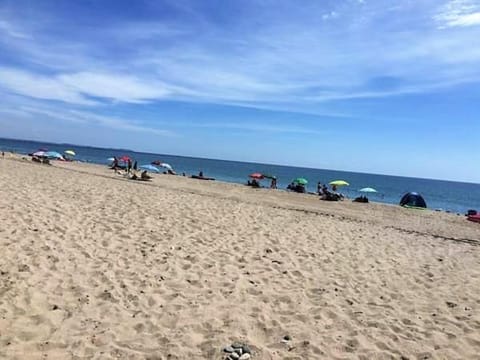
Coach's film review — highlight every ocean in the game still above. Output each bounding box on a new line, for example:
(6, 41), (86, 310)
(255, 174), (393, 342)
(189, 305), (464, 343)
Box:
(1, 137), (479, 214)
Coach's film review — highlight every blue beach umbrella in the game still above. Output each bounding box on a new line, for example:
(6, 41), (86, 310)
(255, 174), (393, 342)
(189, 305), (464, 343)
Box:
(45, 151), (63, 159)
(140, 164), (160, 173)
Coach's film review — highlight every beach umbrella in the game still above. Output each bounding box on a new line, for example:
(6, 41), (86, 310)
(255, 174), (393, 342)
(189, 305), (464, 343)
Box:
(159, 163), (172, 170)
(120, 155), (131, 162)
(249, 173), (264, 180)
(359, 187), (377, 193)
(140, 164), (160, 173)
(107, 157), (115, 162)
(45, 151), (63, 159)
(329, 180), (349, 186)
(262, 173), (277, 179)
(33, 151), (46, 157)
(293, 177), (308, 185)
(65, 150), (76, 156)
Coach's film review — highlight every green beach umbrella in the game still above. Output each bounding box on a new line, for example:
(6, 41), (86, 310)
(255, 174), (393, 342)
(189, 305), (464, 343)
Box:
(293, 177), (308, 185)
(65, 150), (76, 156)
(359, 187), (377, 193)
(329, 180), (349, 186)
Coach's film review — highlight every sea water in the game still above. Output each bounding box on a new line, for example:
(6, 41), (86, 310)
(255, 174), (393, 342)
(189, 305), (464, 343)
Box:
(1, 137), (479, 214)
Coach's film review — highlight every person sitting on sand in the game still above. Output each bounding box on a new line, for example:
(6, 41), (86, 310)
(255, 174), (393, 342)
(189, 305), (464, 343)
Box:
(251, 179), (260, 188)
(296, 184), (306, 193)
(322, 184), (328, 194)
(141, 170), (152, 180)
(199, 170), (204, 177)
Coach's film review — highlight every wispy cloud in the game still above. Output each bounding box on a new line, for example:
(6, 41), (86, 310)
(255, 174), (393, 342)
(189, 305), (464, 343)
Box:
(181, 122), (327, 136)
(1, 1), (480, 109)
(1, 102), (175, 137)
(0, 67), (171, 104)
(435, 0), (480, 28)
(0, 19), (30, 39)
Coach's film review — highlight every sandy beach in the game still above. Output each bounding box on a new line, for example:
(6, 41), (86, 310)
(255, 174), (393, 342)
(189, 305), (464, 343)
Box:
(1, 155), (479, 359)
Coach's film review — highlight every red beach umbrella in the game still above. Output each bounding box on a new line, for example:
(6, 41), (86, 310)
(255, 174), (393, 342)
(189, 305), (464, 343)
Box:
(249, 173), (264, 180)
(120, 155), (131, 162)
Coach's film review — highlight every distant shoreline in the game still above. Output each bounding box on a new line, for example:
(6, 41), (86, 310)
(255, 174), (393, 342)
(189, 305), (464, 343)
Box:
(1, 136), (478, 185)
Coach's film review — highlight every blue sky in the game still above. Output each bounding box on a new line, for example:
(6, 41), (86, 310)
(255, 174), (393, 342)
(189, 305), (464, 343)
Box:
(1, 0), (480, 182)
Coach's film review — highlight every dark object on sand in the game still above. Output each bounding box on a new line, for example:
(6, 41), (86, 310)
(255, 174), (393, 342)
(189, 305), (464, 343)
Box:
(191, 175), (215, 181)
(287, 183), (306, 193)
(466, 209), (477, 216)
(353, 196), (369, 203)
(321, 192), (342, 201)
(247, 179), (261, 188)
(400, 192), (427, 208)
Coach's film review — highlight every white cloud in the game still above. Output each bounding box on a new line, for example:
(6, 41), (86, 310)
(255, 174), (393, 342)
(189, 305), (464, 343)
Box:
(1, 0), (480, 112)
(0, 68), (96, 105)
(322, 11), (338, 20)
(0, 19), (30, 39)
(0, 67), (171, 104)
(13, 105), (175, 137)
(447, 11), (480, 26)
(188, 122), (326, 135)
(435, 0), (480, 28)
(59, 72), (170, 103)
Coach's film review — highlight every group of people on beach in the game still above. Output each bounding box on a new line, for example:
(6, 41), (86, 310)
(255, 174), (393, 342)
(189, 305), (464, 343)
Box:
(109, 157), (152, 181)
(317, 181), (344, 201)
(247, 178), (277, 189)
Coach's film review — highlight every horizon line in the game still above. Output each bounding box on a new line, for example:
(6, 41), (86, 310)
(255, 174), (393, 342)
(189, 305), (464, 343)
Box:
(0, 136), (479, 186)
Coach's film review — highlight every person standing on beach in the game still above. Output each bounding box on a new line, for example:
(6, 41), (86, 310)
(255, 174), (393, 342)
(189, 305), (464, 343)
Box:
(1, 151), (4, 158)
(270, 178), (277, 189)
(127, 159), (132, 174)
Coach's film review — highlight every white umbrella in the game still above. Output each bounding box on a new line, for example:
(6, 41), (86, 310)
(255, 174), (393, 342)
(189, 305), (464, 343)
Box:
(140, 164), (160, 173)
(160, 163), (172, 170)
(359, 187), (377, 193)
(33, 151), (46, 157)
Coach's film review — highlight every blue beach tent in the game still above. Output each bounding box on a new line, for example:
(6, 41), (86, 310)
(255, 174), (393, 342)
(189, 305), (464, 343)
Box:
(399, 192), (427, 208)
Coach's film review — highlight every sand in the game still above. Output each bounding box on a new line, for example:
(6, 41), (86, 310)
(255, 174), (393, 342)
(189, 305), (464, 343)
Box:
(0, 155), (479, 359)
